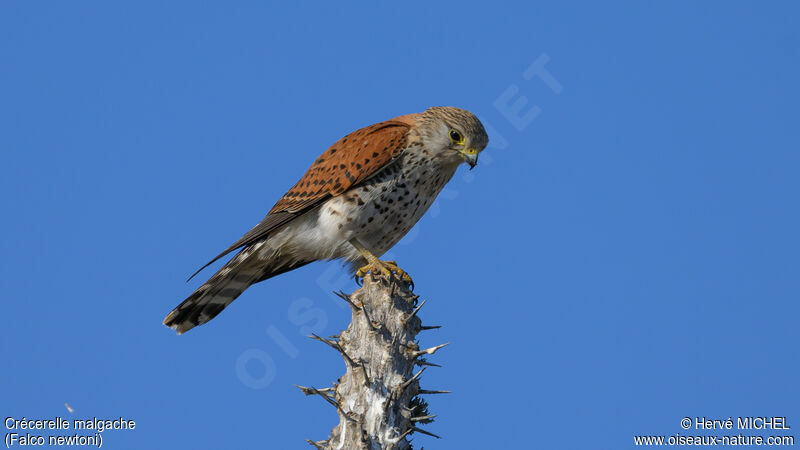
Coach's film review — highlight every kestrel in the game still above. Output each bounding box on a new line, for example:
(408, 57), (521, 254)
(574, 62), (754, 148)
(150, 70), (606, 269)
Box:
(164, 106), (489, 334)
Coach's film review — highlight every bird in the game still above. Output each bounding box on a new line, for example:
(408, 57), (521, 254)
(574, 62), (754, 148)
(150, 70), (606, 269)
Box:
(163, 106), (489, 334)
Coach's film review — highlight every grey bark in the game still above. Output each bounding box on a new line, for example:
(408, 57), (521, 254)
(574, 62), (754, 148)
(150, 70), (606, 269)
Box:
(298, 274), (448, 449)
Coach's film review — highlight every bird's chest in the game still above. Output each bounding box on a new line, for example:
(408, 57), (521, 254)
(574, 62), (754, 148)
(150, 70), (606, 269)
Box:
(322, 152), (457, 253)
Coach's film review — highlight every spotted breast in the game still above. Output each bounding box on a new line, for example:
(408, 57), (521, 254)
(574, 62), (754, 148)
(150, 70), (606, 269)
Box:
(318, 141), (461, 260)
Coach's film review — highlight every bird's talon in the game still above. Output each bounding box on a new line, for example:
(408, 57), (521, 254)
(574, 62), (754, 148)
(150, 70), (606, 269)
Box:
(354, 260), (414, 288)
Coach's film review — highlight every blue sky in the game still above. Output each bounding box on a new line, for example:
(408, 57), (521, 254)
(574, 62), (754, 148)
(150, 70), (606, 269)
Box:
(1, 1), (798, 449)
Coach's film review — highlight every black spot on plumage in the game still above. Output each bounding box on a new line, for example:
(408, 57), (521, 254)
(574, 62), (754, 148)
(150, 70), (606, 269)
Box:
(357, 197), (365, 206)
(372, 152), (379, 157)
(330, 148), (337, 154)
(339, 164), (346, 169)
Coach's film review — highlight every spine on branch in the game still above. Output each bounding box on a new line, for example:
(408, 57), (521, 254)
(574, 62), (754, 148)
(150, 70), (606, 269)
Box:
(298, 274), (448, 449)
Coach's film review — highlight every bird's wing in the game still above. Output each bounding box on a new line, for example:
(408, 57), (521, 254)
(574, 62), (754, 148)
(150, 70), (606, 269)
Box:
(187, 117), (415, 281)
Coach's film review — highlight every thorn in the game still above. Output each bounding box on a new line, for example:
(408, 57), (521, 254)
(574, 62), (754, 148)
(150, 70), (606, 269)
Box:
(418, 389), (451, 395)
(416, 359), (442, 368)
(337, 343), (358, 368)
(340, 348), (358, 369)
(309, 334), (364, 383)
(412, 427), (441, 439)
(334, 290), (360, 311)
(403, 299), (426, 325)
(295, 385), (334, 397)
(400, 367), (426, 390)
(306, 439), (327, 449)
(358, 360), (372, 387)
(310, 334), (368, 385)
(413, 342), (450, 357)
(420, 325), (441, 331)
(410, 414), (437, 422)
(361, 304), (377, 331)
(310, 333), (339, 351)
(383, 390), (395, 413)
(396, 427), (414, 442)
(306, 387), (337, 406)
(304, 385), (355, 422)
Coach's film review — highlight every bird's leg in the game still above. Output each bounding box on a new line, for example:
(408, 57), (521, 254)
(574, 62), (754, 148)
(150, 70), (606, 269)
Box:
(349, 239), (413, 287)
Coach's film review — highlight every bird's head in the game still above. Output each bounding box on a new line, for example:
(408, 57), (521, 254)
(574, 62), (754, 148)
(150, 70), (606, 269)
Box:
(417, 106), (489, 169)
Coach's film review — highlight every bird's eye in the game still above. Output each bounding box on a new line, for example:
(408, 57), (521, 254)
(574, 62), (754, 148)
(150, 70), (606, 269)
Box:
(449, 129), (464, 144)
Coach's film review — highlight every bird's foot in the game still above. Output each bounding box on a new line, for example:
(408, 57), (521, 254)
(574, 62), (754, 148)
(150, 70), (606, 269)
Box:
(355, 260), (414, 289)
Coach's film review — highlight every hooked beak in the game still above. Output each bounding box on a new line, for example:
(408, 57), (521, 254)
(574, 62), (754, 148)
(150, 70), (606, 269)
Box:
(460, 148), (478, 170)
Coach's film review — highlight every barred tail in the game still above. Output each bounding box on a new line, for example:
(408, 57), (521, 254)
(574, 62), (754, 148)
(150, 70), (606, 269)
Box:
(164, 241), (314, 335)
(164, 243), (267, 335)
